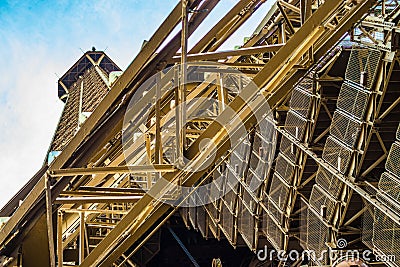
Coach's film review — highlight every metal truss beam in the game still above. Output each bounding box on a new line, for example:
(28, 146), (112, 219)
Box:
(79, 1), (375, 265)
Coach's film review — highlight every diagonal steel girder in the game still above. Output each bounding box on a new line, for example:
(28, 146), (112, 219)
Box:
(79, 0), (376, 265)
(0, 0), (215, 254)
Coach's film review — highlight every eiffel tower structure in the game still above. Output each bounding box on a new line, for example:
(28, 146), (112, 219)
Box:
(1, 1), (400, 267)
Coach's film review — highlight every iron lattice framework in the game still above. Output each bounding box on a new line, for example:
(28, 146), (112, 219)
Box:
(1, 0), (400, 266)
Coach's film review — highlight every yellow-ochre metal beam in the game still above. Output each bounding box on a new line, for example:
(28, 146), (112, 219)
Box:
(49, 164), (176, 177)
(80, 1), (376, 265)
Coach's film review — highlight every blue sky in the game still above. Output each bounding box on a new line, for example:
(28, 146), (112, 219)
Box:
(0, 0), (273, 207)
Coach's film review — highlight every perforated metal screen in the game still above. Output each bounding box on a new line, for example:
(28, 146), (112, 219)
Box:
(330, 110), (362, 148)
(337, 82), (370, 119)
(315, 166), (344, 198)
(345, 48), (381, 89)
(322, 136), (353, 174)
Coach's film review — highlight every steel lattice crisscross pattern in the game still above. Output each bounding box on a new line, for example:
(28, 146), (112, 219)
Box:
(372, 208), (400, 267)
(309, 185), (337, 223)
(279, 135), (300, 162)
(337, 82), (370, 119)
(264, 212), (285, 251)
(220, 202), (235, 245)
(315, 166), (344, 198)
(306, 208), (330, 266)
(284, 110), (308, 141)
(385, 141), (400, 178)
(274, 153), (296, 184)
(322, 136), (353, 174)
(269, 173), (291, 211)
(345, 48), (381, 89)
(237, 202), (256, 250)
(329, 110), (362, 148)
(290, 87), (314, 118)
(378, 172), (400, 204)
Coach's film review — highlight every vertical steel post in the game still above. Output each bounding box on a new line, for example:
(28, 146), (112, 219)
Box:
(79, 211), (85, 264)
(45, 174), (56, 267)
(177, 0), (188, 167)
(57, 211), (63, 267)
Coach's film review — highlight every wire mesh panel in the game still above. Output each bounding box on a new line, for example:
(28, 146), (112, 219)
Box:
(378, 172), (400, 203)
(279, 135), (301, 162)
(197, 206), (208, 238)
(345, 48), (368, 86)
(205, 200), (220, 239)
(345, 48), (381, 90)
(315, 166), (343, 198)
(263, 213), (285, 251)
(361, 203), (375, 250)
(226, 165), (241, 190)
(290, 87), (314, 118)
(267, 198), (285, 224)
(220, 202), (236, 246)
(297, 75), (314, 93)
(269, 173), (291, 211)
(322, 136), (353, 174)
(309, 185), (337, 223)
(372, 209), (400, 267)
(337, 82), (370, 119)
(274, 153), (296, 184)
(329, 110), (362, 148)
(284, 110), (308, 141)
(364, 49), (381, 89)
(306, 208), (330, 266)
(223, 186), (238, 212)
(237, 202), (257, 250)
(241, 186), (258, 213)
(385, 141), (400, 178)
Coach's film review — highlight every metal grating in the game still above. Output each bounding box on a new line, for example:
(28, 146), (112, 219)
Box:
(220, 202), (236, 245)
(345, 48), (381, 89)
(372, 209), (400, 267)
(309, 185), (337, 223)
(361, 203), (375, 250)
(223, 186), (238, 212)
(329, 110), (362, 148)
(279, 135), (300, 162)
(306, 208), (330, 266)
(337, 82), (370, 119)
(197, 206), (208, 238)
(284, 110), (308, 141)
(315, 166), (344, 198)
(237, 202), (256, 250)
(269, 173), (291, 211)
(385, 141), (400, 178)
(264, 214), (285, 251)
(267, 198), (285, 223)
(378, 172), (400, 203)
(345, 48), (368, 86)
(226, 166), (240, 190)
(205, 201), (219, 225)
(206, 202), (220, 239)
(289, 87), (314, 118)
(274, 153), (296, 184)
(322, 136), (353, 174)
(241, 185), (258, 213)
(297, 75), (314, 93)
